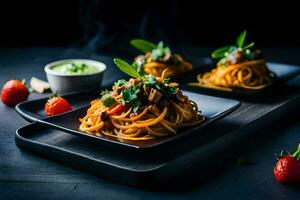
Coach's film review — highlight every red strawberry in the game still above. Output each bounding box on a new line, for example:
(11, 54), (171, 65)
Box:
(274, 144), (300, 183)
(1, 79), (29, 106)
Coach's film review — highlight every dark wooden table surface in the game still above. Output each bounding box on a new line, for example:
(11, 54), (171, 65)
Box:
(1, 47), (300, 200)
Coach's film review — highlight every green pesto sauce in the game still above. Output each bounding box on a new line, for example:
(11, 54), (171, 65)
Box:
(52, 62), (99, 75)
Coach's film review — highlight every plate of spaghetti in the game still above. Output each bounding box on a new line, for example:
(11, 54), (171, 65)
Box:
(189, 31), (276, 92)
(130, 39), (193, 78)
(39, 58), (240, 149)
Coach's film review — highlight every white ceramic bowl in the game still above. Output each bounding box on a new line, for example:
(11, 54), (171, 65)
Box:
(45, 59), (106, 94)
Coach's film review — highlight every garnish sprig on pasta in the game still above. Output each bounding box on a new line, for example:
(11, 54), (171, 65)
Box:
(129, 39), (193, 78)
(211, 30), (263, 66)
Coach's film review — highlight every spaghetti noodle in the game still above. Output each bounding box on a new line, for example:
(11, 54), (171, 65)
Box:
(140, 52), (193, 78)
(79, 70), (203, 141)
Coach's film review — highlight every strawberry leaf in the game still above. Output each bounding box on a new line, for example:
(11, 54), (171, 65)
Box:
(292, 143), (300, 160)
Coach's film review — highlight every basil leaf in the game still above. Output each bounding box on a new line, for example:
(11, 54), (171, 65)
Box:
(132, 62), (138, 71)
(236, 30), (247, 48)
(114, 58), (141, 79)
(243, 42), (255, 50)
(211, 46), (233, 59)
(130, 39), (157, 53)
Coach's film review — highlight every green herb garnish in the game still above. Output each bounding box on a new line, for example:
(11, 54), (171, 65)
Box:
(130, 39), (157, 53)
(162, 78), (170, 86)
(211, 46), (235, 59)
(236, 30), (247, 48)
(132, 99), (141, 113)
(144, 75), (156, 86)
(150, 41), (171, 60)
(122, 85), (140, 103)
(102, 97), (115, 107)
(211, 30), (255, 59)
(114, 79), (126, 87)
(130, 39), (172, 61)
(100, 89), (110, 96)
(132, 62), (145, 77)
(69, 63), (87, 72)
(114, 58), (143, 79)
(100, 90), (116, 107)
(122, 84), (142, 112)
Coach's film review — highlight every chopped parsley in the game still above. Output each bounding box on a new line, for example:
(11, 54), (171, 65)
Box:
(102, 97), (115, 107)
(132, 99), (141, 113)
(114, 79), (126, 87)
(100, 89), (115, 107)
(122, 85), (140, 103)
(150, 41), (171, 61)
(144, 75), (156, 86)
(100, 89), (109, 96)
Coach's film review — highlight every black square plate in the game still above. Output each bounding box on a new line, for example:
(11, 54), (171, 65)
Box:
(33, 91), (240, 149)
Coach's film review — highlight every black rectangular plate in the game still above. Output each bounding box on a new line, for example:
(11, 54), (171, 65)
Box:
(30, 91), (240, 150)
(183, 62), (300, 96)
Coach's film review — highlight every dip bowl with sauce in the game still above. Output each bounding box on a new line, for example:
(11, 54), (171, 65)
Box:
(45, 59), (106, 94)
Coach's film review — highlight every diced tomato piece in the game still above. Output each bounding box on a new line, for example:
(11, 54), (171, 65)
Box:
(107, 104), (125, 115)
(45, 97), (72, 116)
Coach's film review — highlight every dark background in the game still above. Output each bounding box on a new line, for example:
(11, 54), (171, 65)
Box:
(0, 0), (299, 52)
